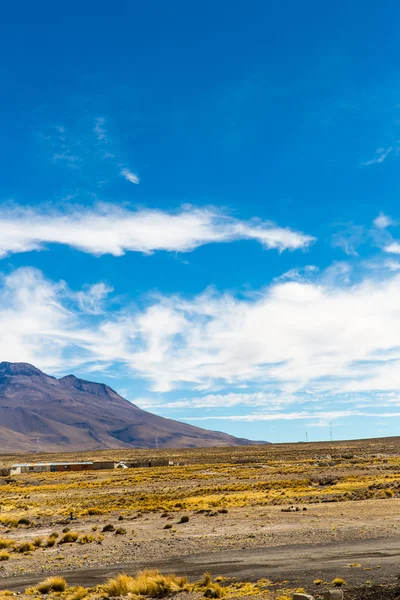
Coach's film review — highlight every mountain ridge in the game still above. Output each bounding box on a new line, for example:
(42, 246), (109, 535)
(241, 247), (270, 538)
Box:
(0, 362), (264, 452)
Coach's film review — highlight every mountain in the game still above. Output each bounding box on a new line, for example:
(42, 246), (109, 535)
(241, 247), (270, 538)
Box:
(0, 362), (262, 452)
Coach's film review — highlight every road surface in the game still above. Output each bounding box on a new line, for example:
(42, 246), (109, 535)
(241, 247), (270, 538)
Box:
(2, 536), (400, 591)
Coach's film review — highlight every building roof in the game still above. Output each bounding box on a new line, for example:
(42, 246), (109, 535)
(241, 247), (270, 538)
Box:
(12, 462), (93, 467)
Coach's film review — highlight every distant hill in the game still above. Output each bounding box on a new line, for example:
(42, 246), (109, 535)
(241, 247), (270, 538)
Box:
(0, 362), (263, 452)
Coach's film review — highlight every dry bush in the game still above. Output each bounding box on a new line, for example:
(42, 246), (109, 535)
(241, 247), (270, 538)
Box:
(115, 527), (127, 535)
(37, 576), (67, 593)
(46, 537), (56, 547)
(179, 515), (189, 523)
(0, 538), (15, 550)
(103, 570), (189, 597)
(86, 507), (103, 515)
(0, 550), (10, 561)
(69, 586), (87, 600)
(33, 536), (43, 547)
(59, 531), (79, 543)
(102, 523), (115, 532)
(16, 542), (35, 553)
(79, 534), (95, 544)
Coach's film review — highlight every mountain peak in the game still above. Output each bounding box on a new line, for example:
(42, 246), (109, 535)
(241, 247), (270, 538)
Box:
(0, 362), (46, 377)
(0, 361), (263, 451)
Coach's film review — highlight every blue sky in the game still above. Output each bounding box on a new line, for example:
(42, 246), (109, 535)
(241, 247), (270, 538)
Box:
(2, 1), (400, 443)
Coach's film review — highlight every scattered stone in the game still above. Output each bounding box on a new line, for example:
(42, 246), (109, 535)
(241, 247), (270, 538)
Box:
(292, 594), (314, 600)
(322, 590), (344, 600)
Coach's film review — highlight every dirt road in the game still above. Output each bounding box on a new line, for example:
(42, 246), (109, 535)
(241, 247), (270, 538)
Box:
(2, 536), (400, 591)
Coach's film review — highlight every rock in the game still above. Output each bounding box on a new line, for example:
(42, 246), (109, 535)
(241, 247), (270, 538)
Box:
(322, 591), (344, 600)
(292, 594), (314, 600)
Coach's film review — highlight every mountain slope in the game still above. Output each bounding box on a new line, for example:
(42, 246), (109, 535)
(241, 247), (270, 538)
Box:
(0, 362), (262, 452)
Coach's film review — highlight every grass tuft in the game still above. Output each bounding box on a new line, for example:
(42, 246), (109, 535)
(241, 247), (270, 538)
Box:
(36, 576), (68, 593)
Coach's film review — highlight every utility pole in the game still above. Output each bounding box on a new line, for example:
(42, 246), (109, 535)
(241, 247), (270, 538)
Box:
(329, 422), (333, 442)
(155, 436), (159, 450)
(305, 431), (308, 443)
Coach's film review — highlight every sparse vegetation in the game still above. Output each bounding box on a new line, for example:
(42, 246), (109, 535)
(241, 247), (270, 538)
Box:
(36, 576), (67, 593)
(178, 515), (189, 524)
(115, 526), (127, 535)
(103, 570), (189, 597)
(59, 531), (79, 543)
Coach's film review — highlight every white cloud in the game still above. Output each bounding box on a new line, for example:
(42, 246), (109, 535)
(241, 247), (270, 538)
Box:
(374, 212), (394, 229)
(120, 168), (140, 184)
(186, 410), (400, 422)
(75, 282), (114, 315)
(384, 242), (400, 255)
(0, 204), (315, 258)
(138, 391), (285, 409)
(363, 146), (394, 166)
(5, 264), (400, 408)
(94, 117), (107, 142)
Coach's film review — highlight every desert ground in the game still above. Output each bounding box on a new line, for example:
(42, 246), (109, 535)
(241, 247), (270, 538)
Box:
(2, 437), (400, 599)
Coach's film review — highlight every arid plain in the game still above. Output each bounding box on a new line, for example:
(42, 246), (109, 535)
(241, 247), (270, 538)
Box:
(1, 438), (400, 600)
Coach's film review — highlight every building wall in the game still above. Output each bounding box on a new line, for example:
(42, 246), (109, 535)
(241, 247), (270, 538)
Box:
(92, 461), (117, 470)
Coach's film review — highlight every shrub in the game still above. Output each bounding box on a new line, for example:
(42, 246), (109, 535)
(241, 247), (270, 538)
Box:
(102, 523), (115, 532)
(332, 578), (346, 587)
(0, 538), (15, 550)
(46, 537), (56, 547)
(59, 531), (79, 544)
(49, 531), (59, 539)
(79, 534), (95, 544)
(218, 508), (228, 514)
(70, 586), (87, 600)
(164, 524), (172, 529)
(87, 507), (103, 516)
(16, 542), (35, 553)
(37, 576), (67, 593)
(103, 573), (131, 597)
(0, 551), (10, 561)
(17, 518), (30, 526)
(103, 570), (189, 597)
(62, 526), (70, 533)
(118, 515), (124, 521)
(33, 537), (43, 547)
(179, 515), (189, 524)
(115, 527), (127, 535)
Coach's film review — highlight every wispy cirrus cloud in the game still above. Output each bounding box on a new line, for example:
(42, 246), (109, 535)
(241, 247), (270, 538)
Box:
(362, 146), (394, 166)
(186, 410), (400, 422)
(120, 168), (140, 184)
(0, 204), (315, 258)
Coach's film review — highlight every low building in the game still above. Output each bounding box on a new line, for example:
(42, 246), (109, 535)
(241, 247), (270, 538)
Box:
(125, 458), (170, 468)
(0, 468), (11, 477)
(92, 461), (118, 470)
(11, 461), (94, 475)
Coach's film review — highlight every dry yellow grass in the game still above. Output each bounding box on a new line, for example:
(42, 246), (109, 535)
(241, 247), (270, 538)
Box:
(36, 576), (68, 593)
(103, 570), (189, 597)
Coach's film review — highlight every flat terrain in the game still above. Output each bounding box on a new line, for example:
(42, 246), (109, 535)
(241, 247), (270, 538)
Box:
(2, 437), (400, 598)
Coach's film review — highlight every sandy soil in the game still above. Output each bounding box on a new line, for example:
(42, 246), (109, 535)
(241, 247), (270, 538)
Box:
(2, 498), (400, 587)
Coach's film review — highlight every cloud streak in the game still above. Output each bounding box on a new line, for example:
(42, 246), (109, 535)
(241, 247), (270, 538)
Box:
(120, 168), (140, 184)
(0, 204), (315, 258)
